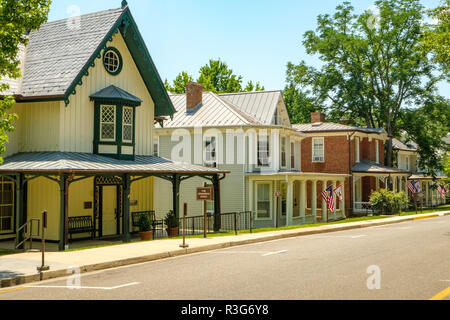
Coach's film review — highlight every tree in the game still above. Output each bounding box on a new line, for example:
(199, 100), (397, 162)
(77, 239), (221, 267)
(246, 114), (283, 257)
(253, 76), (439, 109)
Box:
(285, 0), (443, 166)
(400, 96), (450, 176)
(165, 59), (265, 94)
(423, 0), (450, 77)
(0, 0), (51, 162)
(283, 82), (324, 124)
(164, 71), (193, 94)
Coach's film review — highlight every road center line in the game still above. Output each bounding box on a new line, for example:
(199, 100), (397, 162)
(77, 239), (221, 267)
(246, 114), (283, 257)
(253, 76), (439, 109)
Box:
(30, 282), (140, 291)
(262, 250), (288, 257)
(429, 286), (450, 300)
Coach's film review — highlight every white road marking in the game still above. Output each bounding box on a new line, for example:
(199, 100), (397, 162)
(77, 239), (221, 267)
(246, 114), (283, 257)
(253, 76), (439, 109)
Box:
(30, 282), (140, 290)
(209, 251), (269, 254)
(262, 250), (288, 257)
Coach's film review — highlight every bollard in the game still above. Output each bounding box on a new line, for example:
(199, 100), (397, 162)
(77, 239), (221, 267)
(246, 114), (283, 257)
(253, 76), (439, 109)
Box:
(180, 203), (189, 248)
(37, 210), (50, 273)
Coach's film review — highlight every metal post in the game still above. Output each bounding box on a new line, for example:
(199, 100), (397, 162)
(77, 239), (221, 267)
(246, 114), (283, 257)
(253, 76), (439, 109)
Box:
(122, 174), (131, 243)
(37, 210), (49, 273)
(250, 211), (253, 234)
(234, 212), (238, 235)
(203, 200), (207, 238)
(180, 203), (189, 248)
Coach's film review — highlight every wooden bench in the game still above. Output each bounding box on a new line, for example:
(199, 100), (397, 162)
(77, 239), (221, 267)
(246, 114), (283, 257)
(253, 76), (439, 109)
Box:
(68, 216), (95, 241)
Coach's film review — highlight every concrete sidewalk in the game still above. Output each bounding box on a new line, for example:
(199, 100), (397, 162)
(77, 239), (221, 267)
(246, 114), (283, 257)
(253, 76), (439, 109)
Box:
(1, 211), (449, 289)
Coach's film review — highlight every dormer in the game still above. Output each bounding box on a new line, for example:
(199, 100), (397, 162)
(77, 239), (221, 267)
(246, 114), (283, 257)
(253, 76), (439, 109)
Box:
(90, 85), (142, 160)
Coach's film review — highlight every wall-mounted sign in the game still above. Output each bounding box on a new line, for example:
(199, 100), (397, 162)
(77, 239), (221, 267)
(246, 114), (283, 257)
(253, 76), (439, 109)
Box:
(130, 200), (138, 206)
(197, 187), (213, 201)
(84, 202), (93, 209)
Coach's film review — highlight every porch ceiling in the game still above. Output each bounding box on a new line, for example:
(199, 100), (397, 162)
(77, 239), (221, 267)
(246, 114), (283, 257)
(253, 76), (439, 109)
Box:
(0, 152), (228, 175)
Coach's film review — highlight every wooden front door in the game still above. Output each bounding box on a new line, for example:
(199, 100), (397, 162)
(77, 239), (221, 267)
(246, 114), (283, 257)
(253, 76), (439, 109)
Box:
(102, 186), (118, 237)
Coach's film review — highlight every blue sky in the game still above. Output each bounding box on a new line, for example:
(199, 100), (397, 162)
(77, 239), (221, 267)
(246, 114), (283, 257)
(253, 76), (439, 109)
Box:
(49, 0), (449, 97)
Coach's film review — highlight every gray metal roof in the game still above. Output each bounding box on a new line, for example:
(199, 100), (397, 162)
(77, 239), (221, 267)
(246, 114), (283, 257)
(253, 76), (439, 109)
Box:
(1, 8), (124, 97)
(392, 138), (418, 152)
(0, 152), (227, 174)
(159, 92), (260, 128)
(90, 85), (142, 106)
(353, 160), (410, 174)
(219, 91), (282, 125)
(293, 122), (386, 135)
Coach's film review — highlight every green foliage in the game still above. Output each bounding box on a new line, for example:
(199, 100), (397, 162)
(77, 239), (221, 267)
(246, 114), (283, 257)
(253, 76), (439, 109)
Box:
(165, 59), (265, 94)
(285, 0), (443, 166)
(164, 210), (179, 229)
(138, 213), (152, 232)
(370, 189), (409, 215)
(400, 96), (450, 176)
(444, 152), (450, 184)
(0, 0), (51, 163)
(422, 0), (450, 77)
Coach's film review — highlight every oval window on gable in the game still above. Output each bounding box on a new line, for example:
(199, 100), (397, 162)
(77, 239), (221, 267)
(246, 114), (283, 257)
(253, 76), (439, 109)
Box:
(103, 47), (122, 75)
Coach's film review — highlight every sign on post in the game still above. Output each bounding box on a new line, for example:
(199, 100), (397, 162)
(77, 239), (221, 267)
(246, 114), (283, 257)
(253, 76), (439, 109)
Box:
(197, 187), (213, 201)
(197, 187), (213, 238)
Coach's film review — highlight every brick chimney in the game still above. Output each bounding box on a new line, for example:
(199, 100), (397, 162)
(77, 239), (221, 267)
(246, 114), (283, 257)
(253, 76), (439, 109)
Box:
(311, 112), (326, 123)
(186, 82), (204, 110)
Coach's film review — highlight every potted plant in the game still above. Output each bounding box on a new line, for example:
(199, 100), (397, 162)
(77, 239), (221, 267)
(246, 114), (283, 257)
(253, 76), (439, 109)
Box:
(138, 212), (153, 241)
(164, 210), (179, 237)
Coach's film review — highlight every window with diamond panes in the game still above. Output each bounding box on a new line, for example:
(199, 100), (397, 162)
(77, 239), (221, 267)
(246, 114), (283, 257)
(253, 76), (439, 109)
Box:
(104, 50), (120, 74)
(122, 107), (133, 143)
(0, 178), (14, 232)
(100, 105), (116, 141)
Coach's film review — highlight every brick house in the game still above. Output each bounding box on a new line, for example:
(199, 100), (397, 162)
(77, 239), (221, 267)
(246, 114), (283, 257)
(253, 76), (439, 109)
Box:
(294, 113), (411, 216)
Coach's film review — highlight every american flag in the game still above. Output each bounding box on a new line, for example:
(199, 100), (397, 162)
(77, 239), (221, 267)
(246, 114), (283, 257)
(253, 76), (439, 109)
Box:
(414, 181), (422, 193)
(437, 185), (445, 199)
(322, 186), (335, 213)
(408, 181), (417, 194)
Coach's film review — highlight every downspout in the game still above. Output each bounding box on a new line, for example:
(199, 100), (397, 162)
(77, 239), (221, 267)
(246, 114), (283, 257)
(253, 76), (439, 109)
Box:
(348, 132), (356, 217)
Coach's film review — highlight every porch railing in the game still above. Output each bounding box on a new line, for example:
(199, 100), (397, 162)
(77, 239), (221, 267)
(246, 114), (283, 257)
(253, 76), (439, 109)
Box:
(16, 219), (40, 250)
(353, 202), (374, 215)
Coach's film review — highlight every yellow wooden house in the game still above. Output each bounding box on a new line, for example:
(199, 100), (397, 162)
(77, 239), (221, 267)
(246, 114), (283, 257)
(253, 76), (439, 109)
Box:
(0, 2), (227, 251)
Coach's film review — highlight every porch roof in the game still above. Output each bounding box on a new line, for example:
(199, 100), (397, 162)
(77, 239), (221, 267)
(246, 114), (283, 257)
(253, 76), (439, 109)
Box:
(352, 160), (410, 175)
(0, 152), (228, 175)
(409, 174), (445, 181)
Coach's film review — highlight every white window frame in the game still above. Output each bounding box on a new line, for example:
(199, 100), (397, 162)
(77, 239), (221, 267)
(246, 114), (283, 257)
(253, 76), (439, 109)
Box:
(153, 136), (159, 157)
(257, 136), (270, 168)
(312, 137), (325, 163)
(204, 135), (218, 168)
(122, 106), (134, 143)
(290, 142), (295, 170)
(355, 137), (360, 163)
(375, 141), (380, 164)
(281, 136), (287, 168)
(100, 105), (116, 142)
(255, 182), (272, 220)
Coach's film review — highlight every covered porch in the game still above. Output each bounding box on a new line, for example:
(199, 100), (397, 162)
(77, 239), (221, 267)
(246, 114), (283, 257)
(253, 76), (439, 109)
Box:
(0, 152), (227, 251)
(247, 172), (349, 229)
(352, 160), (410, 215)
(409, 174), (447, 207)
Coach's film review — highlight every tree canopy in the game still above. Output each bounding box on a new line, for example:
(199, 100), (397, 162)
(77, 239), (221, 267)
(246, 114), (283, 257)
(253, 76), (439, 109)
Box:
(0, 0), (51, 162)
(284, 0), (448, 170)
(165, 59), (265, 94)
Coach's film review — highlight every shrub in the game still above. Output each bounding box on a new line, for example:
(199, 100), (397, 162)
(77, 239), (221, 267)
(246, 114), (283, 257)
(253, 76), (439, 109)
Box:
(138, 213), (152, 232)
(164, 210), (179, 229)
(369, 189), (409, 215)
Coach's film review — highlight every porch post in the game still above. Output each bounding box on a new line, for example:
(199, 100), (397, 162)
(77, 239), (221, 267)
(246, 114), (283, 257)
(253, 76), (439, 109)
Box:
(122, 174), (131, 243)
(58, 174), (68, 251)
(286, 179), (293, 226)
(300, 180), (306, 224)
(172, 174), (180, 219)
(340, 180), (346, 218)
(15, 174), (25, 249)
(352, 177), (356, 214)
(311, 180), (317, 223)
(393, 176), (397, 193)
(322, 180), (328, 222)
(425, 181), (429, 206)
(213, 174), (221, 232)
(332, 180), (337, 220)
(376, 176), (380, 191)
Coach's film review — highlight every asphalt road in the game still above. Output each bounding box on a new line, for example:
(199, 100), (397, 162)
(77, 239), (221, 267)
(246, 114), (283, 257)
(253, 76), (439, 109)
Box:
(1, 215), (450, 300)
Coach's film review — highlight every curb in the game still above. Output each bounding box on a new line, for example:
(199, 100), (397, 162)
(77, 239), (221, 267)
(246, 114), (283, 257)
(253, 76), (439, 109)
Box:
(1, 211), (449, 289)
